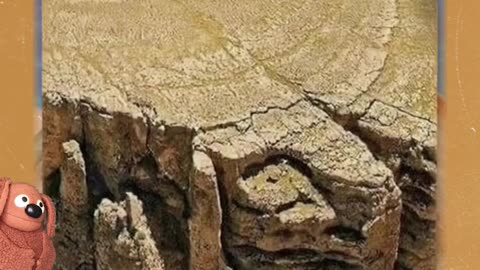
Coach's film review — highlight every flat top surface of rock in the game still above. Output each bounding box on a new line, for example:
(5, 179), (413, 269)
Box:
(43, 0), (436, 128)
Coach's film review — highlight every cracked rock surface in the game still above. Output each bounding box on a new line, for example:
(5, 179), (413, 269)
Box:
(43, 0), (437, 269)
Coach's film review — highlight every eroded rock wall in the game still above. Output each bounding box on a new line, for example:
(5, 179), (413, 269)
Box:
(43, 0), (437, 269)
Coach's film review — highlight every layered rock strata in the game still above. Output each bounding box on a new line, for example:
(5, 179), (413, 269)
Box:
(43, 0), (437, 269)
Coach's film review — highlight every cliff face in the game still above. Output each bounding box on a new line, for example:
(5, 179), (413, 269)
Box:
(43, 0), (437, 269)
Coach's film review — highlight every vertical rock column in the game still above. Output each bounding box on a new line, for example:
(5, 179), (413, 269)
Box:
(188, 151), (227, 270)
(94, 193), (165, 270)
(55, 140), (94, 269)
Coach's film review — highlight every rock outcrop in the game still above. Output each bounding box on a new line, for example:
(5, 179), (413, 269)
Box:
(43, 0), (437, 269)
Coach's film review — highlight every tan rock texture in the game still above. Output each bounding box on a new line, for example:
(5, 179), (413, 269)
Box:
(43, 0), (437, 269)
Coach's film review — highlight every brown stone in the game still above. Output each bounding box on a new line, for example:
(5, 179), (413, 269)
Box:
(43, 0), (437, 269)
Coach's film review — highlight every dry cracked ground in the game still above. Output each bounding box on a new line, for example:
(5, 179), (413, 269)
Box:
(43, 0), (437, 269)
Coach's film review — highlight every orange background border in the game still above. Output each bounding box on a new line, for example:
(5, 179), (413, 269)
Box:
(442, 0), (480, 269)
(0, 1), (35, 185)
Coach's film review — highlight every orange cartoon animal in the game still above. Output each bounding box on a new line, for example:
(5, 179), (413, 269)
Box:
(0, 178), (56, 270)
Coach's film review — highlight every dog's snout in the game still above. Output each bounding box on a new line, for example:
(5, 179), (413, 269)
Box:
(25, 204), (42, 219)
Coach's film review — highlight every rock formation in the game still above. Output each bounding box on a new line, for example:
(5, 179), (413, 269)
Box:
(43, 0), (437, 269)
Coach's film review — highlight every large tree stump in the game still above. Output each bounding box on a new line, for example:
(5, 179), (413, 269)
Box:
(43, 0), (437, 269)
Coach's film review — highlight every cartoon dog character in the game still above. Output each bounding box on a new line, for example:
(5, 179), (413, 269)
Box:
(0, 178), (56, 270)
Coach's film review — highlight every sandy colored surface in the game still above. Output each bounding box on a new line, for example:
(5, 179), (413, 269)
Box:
(43, 0), (437, 269)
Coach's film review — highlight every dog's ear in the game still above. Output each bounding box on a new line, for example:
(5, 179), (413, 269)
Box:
(41, 194), (56, 238)
(0, 178), (12, 217)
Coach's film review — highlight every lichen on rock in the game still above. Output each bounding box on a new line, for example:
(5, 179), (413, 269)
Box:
(94, 193), (166, 270)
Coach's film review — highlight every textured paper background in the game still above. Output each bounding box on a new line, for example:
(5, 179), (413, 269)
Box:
(441, 0), (480, 269)
(0, 1), (36, 185)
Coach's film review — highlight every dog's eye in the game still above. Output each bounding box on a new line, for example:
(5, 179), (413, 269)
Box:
(37, 200), (45, 213)
(14, 194), (30, 208)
